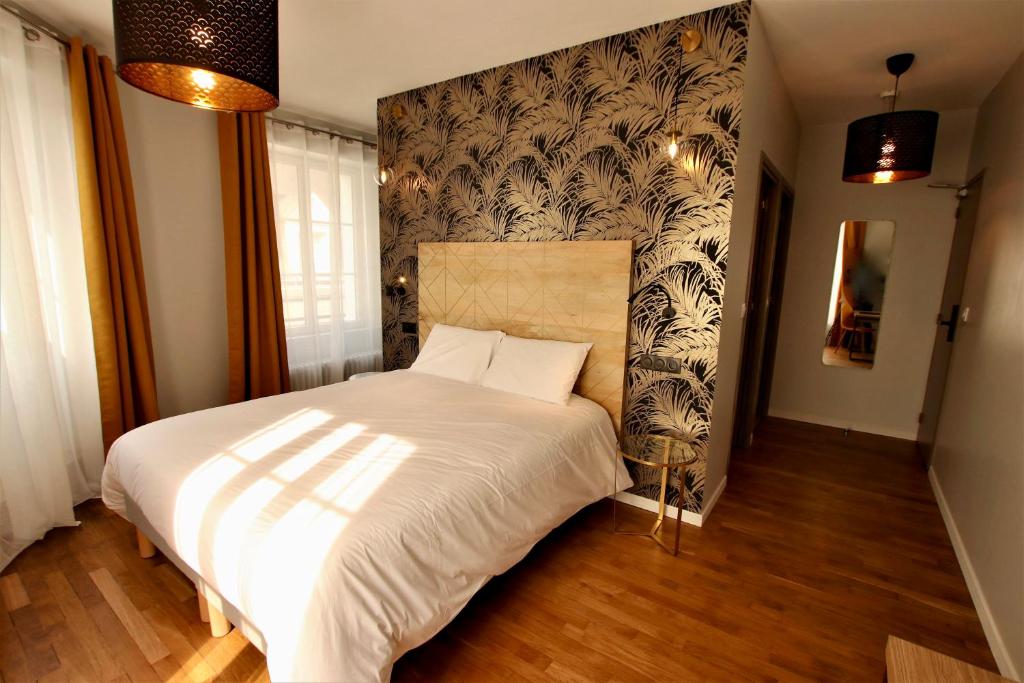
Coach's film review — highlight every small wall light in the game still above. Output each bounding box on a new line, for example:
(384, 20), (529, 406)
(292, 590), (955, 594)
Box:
(663, 29), (701, 162)
(628, 281), (676, 319)
(385, 275), (407, 297)
(374, 165), (396, 187)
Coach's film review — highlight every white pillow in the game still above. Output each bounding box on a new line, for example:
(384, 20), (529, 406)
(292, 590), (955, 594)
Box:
(481, 335), (592, 405)
(410, 323), (504, 384)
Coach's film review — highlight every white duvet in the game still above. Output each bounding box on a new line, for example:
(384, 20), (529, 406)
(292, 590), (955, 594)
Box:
(102, 370), (630, 682)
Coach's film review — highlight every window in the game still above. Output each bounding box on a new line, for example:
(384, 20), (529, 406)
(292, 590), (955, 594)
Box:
(266, 121), (382, 389)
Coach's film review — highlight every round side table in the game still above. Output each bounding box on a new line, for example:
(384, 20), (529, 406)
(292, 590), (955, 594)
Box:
(613, 433), (697, 556)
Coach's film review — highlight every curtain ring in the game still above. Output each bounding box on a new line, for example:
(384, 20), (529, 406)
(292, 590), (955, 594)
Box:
(23, 27), (41, 42)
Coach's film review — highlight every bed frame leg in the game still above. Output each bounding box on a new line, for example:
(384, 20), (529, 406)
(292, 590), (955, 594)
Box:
(197, 592), (232, 637)
(197, 593), (210, 623)
(135, 527), (156, 558)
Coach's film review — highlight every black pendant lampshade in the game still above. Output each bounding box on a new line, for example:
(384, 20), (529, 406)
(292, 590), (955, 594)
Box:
(842, 53), (938, 184)
(113, 0), (279, 113)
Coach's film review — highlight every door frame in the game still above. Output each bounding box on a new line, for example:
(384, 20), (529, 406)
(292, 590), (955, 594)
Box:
(916, 171), (985, 465)
(732, 154), (795, 448)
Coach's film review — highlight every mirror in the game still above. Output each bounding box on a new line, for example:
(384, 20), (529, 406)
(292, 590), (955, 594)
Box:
(822, 220), (895, 369)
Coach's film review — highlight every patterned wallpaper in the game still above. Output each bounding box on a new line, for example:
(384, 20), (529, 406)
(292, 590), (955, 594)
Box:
(377, 2), (749, 512)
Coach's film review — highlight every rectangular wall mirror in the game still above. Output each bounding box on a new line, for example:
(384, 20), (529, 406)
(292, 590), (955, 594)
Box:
(823, 220), (895, 369)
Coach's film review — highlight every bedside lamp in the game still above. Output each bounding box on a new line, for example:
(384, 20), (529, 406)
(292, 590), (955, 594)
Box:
(628, 281), (676, 319)
(384, 275), (407, 297)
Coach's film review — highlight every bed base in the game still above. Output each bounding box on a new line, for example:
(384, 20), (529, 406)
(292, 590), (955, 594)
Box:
(135, 527), (156, 558)
(197, 592), (232, 636)
(135, 525), (233, 638)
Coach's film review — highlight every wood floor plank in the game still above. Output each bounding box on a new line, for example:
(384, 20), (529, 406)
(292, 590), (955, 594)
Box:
(1, 574), (30, 611)
(1, 609), (34, 683)
(89, 568), (170, 665)
(8, 602), (61, 680)
(142, 605), (215, 683)
(45, 571), (124, 681)
(86, 600), (161, 683)
(0, 417), (999, 682)
(153, 564), (196, 605)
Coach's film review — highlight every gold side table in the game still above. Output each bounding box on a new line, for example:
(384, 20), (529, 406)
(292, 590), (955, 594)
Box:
(613, 433), (697, 556)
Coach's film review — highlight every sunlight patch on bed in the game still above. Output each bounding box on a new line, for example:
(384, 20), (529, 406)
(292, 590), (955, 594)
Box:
(172, 408), (332, 567)
(246, 434), (415, 674)
(210, 422), (367, 602)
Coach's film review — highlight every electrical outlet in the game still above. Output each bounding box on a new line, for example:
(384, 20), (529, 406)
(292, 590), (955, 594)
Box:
(637, 353), (681, 374)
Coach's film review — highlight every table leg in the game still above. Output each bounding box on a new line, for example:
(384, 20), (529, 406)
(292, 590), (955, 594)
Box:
(674, 463), (685, 556)
(611, 451), (618, 533)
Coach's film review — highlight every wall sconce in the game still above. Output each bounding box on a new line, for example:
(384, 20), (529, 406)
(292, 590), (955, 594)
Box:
(374, 165), (396, 187)
(384, 275), (407, 297)
(663, 29), (701, 162)
(628, 281), (677, 319)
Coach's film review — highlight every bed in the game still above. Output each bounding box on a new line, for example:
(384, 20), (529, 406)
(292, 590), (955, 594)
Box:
(101, 240), (634, 682)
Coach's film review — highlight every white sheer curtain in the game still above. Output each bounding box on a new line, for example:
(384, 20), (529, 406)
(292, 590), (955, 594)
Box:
(266, 120), (382, 390)
(0, 12), (104, 569)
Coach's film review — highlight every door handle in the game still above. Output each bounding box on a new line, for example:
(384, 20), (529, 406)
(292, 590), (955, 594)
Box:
(937, 304), (960, 342)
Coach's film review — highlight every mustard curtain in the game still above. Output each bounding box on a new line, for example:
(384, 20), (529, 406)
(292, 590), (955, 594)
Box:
(67, 39), (159, 452)
(217, 112), (290, 402)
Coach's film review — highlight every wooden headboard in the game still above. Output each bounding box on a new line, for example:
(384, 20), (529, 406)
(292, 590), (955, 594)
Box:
(417, 241), (633, 433)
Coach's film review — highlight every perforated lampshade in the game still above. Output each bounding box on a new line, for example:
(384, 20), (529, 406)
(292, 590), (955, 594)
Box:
(113, 0), (279, 113)
(842, 110), (939, 183)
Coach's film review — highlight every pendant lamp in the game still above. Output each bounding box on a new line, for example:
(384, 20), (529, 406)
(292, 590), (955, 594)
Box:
(663, 29), (701, 162)
(113, 0), (279, 113)
(842, 53), (938, 184)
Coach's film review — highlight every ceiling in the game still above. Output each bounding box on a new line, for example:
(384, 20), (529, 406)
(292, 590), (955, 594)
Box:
(13, 0), (1024, 132)
(758, 0), (1024, 124)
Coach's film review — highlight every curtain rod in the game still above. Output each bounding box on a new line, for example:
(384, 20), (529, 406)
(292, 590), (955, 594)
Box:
(266, 115), (377, 149)
(1, 1), (70, 46)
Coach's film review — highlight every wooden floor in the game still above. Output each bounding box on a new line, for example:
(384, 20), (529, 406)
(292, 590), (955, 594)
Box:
(1, 418), (997, 682)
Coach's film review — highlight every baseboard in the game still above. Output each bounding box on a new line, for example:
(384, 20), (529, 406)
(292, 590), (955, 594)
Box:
(613, 476), (729, 528)
(928, 467), (1018, 680)
(613, 491), (703, 527)
(700, 475), (728, 522)
(766, 409), (917, 441)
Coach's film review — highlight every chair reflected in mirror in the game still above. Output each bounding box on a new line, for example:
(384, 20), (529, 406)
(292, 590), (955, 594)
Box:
(823, 220), (895, 369)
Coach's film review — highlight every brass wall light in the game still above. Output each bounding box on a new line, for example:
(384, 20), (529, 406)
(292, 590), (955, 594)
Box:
(664, 29), (701, 161)
(373, 165), (396, 187)
(113, 0), (279, 112)
(384, 275), (407, 297)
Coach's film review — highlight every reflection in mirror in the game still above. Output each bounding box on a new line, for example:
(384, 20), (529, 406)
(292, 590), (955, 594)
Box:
(823, 220), (895, 369)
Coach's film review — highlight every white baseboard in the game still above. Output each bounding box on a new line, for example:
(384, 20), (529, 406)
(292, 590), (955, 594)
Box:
(612, 476), (728, 528)
(928, 467), (1018, 680)
(701, 475), (728, 521)
(767, 409), (917, 441)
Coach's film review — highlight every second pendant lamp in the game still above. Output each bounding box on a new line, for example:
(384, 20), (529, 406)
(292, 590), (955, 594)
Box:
(842, 53), (938, 184)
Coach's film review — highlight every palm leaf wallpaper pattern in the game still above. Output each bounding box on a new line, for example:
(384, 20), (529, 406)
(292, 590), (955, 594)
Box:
(378, 2), (749, 513)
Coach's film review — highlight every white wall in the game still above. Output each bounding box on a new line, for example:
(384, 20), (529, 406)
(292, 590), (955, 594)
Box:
(118, 83), (229, 417)
(930, 54), (1023, 680)
(768, 108), (977, 439)
(705, 5), (800, 508)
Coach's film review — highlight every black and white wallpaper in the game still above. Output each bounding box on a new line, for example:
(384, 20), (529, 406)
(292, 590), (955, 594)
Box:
(377, 2), (749, 512)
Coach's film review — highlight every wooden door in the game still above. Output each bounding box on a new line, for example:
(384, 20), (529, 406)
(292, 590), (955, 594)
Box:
(757, 186), (794, 421)
(917, 174), (985, 463)
(733, 158), (793, 448)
